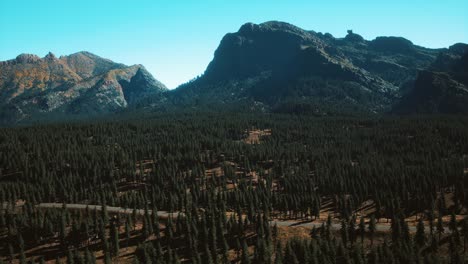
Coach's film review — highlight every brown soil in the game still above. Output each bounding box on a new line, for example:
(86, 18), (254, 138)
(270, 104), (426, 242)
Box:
(243, 129), (271, 144)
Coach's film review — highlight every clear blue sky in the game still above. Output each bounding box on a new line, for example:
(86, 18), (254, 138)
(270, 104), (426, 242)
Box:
(1, 0), (467, 88)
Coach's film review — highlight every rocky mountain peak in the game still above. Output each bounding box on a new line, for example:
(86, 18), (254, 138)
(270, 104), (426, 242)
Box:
(204, 21), (325, 80)
(344, 30), (365, 42)
(44, 52), (57, 61)
(132, 66), (167, 90)
(15, 53), (41, 64)
(369, 36), (414, 53)
(238, 22), (260, 34)
(448, 43), (468, 55)
(0, 52), (167, 123)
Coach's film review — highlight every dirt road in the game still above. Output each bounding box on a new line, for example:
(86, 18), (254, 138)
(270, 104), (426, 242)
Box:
(37, 203), (452, 233)
(36, 203), (184, 219)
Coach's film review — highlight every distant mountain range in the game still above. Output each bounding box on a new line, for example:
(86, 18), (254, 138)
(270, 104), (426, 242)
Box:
(1, 21), (467, 124)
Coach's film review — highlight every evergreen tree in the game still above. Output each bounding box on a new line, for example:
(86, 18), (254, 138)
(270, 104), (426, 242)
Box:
(437, 213), (444, 242)
(340, 219), (349, 247)
(415, 218), (426, 248)
(369, 214), (376, 246)
(349, 215), (357, 245)
(104, 253), (111, 264)
(283, 241), (299, 264)
(109, 221), (120, 258)
(358, 216), (365, 247)
(461, 217), (468, 253)
(67, 249), (74, 264)
(274, 241), (283, 264)
(241, 240), (251, 264)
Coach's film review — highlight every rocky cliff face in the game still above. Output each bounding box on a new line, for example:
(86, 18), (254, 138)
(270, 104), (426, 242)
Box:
(173, 21), (445, 114)
(0, 52), (167, 123)
(393, 44), (468, 114)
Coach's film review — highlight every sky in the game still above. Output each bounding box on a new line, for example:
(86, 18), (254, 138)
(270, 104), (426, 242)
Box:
(1, 0), (467, 89)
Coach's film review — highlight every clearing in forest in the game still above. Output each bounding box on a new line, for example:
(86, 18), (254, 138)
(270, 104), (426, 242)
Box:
(243, 128), (271, 144)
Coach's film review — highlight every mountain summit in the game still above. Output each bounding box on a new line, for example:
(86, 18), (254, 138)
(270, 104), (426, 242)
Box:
(173, 21), (460, 114)
(0, 51), (167, 123)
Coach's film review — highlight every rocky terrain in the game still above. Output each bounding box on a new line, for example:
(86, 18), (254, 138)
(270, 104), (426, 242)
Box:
(0, 51), (167, 124)
(394, 43), (468, 114)
(172, 21), (466, 115)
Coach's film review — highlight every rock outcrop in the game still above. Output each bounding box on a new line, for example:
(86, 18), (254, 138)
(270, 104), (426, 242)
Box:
(393, 44), (468, 114)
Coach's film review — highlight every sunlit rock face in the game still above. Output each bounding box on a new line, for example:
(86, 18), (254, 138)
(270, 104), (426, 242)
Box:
(0, 51), (167, 123)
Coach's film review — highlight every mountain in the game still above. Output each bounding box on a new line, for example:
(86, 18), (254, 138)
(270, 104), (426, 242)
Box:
(1, 21), (467, 124)
(171, 21), (449, 114)
(0, 51), (167, 124)
(393, 43), (468, 114)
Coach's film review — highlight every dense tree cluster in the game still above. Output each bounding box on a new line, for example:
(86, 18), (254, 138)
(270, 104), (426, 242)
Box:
(0, 113), (467, 263)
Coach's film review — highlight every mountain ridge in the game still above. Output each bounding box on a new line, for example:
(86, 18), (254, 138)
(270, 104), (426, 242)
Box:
(0, 51), (167, 124)
(393, 43), (468, 114)
(171, 21), (452, 115)
(1, 21), (467, 124)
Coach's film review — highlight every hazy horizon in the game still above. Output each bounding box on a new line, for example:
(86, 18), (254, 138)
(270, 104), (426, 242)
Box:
(1, 0), (467, 89)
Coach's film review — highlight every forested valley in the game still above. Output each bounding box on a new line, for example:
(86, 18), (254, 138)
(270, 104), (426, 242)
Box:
(0, 113), (467, 263)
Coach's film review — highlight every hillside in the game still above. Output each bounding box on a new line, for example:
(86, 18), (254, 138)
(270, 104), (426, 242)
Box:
(393, 43), (468, 114)
(171, 21), (446, 115)
(0, 52), (167, 124)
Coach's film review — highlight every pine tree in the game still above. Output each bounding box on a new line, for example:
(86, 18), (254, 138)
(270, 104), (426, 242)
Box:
(8, 243), (15, 263)
(125, 220), (131, 248)
(85, 249), (95, 264)
(18, 234), (26, 264)
(429, 235), (439, 253)
(391, 217), (402, 244)
(99, 220), (109, 254)
(101, 203), (109, 226)
(104, 252), (111, 264)
(340, 219), (349, 247)
(254, 236), (271, 264)
(325, 214), (332, 240)
(234, 237), (242, 260)
(272, 223), (278, 241)
(241, 239), (251, 264)
(450, 212), (457, 233)
(368, 248), (379, 264)
(427, 208), (435, 237)
(109, 221), (119, 258)
(204, 246), (214, 264)
(19, 247), (27, 264)
(274, 241), (283, 264)
(67, 249), (74, 264)
(283, 241), (298, 264)
(358, 216), (365, 247)
(437, 213), (444, 242)
(349, 215), (357, 245)
(415, 218), (426, 248)
(461, 217), (468, 253)
(369, 214), (376, 246)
